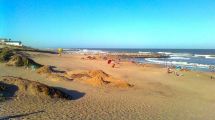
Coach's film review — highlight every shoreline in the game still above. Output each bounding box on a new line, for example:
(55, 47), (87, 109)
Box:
(61, 48), (215, 72)
(1, 47), (215, 119)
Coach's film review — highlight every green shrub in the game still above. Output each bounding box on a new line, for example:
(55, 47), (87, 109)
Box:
(0, 47), (14, 62)
(7, 55), (24, 66)
(7, 54), (43, 68)
(22, 56), (43, 68)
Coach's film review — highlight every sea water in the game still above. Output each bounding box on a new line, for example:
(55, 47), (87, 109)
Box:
(64, 48), (215, 72)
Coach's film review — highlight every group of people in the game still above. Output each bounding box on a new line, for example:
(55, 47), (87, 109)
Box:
(107, 59), (120, 68)
(167, 67), (184, 77)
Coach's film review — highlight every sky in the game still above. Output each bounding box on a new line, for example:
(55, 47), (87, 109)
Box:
(0, 0), (215, 49)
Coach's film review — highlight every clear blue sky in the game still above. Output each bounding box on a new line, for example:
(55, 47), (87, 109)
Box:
(0, 0), (215, 49)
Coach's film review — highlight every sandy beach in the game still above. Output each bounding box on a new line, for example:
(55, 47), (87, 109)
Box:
(1, 0), (215, 119)
(0, 51), (215, 120)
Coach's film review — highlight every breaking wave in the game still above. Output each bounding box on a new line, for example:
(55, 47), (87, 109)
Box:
(64, 49), (108, 54)
(194, 54), (215, 59)
(145, 58), (210, 68)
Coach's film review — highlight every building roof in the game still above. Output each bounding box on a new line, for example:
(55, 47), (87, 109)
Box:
(5, 41), (22, 43)
(0, 38), (8, 40)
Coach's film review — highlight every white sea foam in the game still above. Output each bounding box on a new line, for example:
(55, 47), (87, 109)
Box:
(145, 58), (210, 68)
(158, 52), (193, 57)
(206, 56), (215, 59)
(78, 49), (108, 54)
(138, 51), (152, 54)
(194, 54), (215, 59)
(62, 48), (71, 51)
(63, 49), (108, 54)
(168, 57), (190, 60)
(157, 52), (173, 55)
(170, 53), (193, 57)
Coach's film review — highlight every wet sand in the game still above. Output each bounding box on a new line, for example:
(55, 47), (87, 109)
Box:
(1, 52), (215, 120)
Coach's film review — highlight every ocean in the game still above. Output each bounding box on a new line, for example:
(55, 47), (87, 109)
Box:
(64, 48), (215, 72)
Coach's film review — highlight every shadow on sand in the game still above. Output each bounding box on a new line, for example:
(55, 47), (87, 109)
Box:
(0, 82), (18, 101)
(50, 66), (66, 73)
(0, 78), (85, 101)
(0, 110), (45, 120)
(54, 87), (85, 100)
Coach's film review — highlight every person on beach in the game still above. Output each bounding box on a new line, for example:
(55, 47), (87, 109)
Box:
(112, 60), (116, 68)
(107, 59), (116, 68)
(108, 59), (112, 64)
(115, 58), (121, 65)
(109, 59), (115, 68)
(112, 63), (115, 68)
(167, 67), (172, 74)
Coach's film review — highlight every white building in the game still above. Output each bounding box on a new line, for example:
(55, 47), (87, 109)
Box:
(0, 38), (23, 46)
(5, 41), (22, 46)
(0, 38), (8, 43)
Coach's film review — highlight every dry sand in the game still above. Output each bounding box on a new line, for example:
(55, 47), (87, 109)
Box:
(1, 52), (215, 120)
